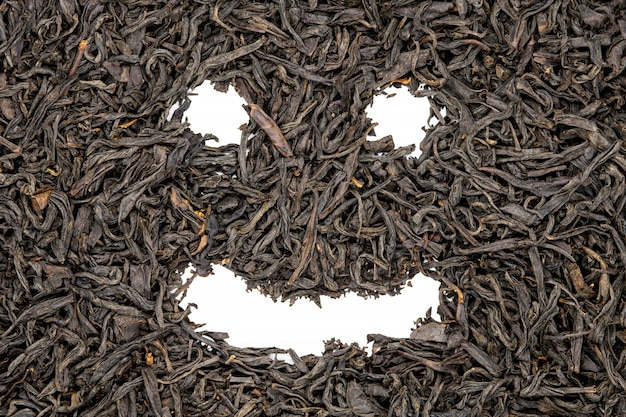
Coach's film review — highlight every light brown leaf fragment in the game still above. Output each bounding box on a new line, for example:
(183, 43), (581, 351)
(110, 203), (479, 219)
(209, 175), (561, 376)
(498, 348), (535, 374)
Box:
(249, 103), (294, 157)
(32, 188), (53, 214)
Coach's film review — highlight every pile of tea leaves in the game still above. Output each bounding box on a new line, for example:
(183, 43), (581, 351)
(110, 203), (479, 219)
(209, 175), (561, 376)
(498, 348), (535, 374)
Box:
(1, 0), (626, 415)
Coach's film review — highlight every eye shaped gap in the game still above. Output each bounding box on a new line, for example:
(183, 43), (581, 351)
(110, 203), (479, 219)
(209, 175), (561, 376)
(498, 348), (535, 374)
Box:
(366, 85), (446, 158)
(168, 80), (248, 146)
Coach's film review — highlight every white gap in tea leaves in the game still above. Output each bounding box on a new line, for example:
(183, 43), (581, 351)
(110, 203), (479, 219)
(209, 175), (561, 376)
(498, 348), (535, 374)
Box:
(367, 85), (445, 156)
(176, 81), (441, 358)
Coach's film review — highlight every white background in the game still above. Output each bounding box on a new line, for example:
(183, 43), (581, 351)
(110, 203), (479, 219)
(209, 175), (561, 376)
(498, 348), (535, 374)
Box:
(176, 82), (440, 356)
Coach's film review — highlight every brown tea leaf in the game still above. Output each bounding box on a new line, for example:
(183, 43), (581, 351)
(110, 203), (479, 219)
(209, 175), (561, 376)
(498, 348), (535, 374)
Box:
(31, 188), (53, 215)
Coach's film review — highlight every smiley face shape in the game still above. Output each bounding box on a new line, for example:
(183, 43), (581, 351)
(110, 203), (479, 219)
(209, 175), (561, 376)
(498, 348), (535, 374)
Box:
(0, 1), (624, 416)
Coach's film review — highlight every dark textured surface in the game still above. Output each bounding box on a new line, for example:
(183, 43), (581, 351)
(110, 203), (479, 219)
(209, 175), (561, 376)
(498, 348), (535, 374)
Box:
(1, 0), (626, 415)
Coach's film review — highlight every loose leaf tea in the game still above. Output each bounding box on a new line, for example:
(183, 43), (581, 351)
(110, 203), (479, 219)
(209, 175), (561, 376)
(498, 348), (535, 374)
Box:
(1, 0), (626, 416)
